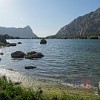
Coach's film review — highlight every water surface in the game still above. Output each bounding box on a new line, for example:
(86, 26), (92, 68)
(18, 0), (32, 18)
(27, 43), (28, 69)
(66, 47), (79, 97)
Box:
(0, 39), (100, 86)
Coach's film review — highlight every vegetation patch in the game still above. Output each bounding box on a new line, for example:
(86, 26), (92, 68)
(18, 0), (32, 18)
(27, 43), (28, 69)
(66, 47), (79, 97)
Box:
(0, 76), (100, 100)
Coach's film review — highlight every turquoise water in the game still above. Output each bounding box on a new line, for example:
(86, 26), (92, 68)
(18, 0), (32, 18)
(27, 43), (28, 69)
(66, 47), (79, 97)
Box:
(0, 39), (100, 85)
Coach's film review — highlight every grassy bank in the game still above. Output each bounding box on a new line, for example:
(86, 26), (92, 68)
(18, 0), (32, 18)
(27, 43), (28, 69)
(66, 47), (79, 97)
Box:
(0, 76), (100, 100)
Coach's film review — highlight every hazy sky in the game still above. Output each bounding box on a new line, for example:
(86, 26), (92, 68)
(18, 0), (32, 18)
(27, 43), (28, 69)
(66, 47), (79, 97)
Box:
(0, 0), (100, 37)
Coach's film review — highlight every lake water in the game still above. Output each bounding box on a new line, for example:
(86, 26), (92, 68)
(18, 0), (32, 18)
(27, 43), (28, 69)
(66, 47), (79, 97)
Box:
(0, 39), (100, 86)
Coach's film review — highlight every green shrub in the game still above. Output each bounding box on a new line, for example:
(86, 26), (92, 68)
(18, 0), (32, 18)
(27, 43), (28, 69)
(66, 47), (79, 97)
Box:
(0, 90), (11, 100)
(0, 76), (100, 100)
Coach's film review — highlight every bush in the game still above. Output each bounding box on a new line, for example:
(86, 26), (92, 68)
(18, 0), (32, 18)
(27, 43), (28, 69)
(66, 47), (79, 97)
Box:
(0, 76), (100, 100)
(0, 90), (11, 100)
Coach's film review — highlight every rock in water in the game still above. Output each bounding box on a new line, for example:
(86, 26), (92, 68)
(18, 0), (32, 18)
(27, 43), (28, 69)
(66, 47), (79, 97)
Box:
(7, 43), (17, 47)
(40, 38), (47, 44)
(0, 52), (4, 55)
(11, 51), (26, 58)
(25, 51), (44, 59)
(25, 66), (36, 69)
(18, 42), (22, 44)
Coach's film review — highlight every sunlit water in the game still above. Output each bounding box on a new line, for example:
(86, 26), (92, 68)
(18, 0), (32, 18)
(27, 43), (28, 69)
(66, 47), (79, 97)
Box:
(0, 39), (100, 87)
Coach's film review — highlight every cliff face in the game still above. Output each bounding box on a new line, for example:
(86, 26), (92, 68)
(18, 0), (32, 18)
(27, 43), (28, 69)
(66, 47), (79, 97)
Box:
(55, 8), (100, 38)
(0, 25), (38, 38)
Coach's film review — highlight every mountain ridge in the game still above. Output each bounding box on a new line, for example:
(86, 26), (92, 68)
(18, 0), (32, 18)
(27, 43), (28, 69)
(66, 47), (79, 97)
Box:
(47, 8), (100, 39)
(0, 25), (38, 39)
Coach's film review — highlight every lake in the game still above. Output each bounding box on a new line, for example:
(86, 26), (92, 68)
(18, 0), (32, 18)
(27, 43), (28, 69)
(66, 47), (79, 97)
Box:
(0, 39), (100, 86)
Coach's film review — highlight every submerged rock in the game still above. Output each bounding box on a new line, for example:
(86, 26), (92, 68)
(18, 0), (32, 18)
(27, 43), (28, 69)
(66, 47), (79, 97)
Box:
(11, 51), (26, 58)
(25, 65), (36, 69)
(7, 68), (16, 71)
(40, 38), (47, 44)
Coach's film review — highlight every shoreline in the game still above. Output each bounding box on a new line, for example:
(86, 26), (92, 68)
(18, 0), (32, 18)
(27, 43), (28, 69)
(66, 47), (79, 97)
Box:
(0, 68), (97, 94)
(0, 67), (100, 100)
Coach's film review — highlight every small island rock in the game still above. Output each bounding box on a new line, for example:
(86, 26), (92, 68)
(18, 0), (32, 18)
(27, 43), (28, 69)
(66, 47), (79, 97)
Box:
(40, 38), (47, 44)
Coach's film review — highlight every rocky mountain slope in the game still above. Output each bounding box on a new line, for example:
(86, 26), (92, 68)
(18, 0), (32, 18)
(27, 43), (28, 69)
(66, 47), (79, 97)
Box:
(48, 8), (100, 39)
(0, 25), (38, 39)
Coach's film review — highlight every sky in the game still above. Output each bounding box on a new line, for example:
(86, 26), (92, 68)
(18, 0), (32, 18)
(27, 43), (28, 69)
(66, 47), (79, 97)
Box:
(0, 0), (100, 37)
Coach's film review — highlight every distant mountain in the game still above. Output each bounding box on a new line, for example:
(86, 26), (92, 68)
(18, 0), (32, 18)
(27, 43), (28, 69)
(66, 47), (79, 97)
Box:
(0, 25), (38, 39)
(47, 8), (100, 39)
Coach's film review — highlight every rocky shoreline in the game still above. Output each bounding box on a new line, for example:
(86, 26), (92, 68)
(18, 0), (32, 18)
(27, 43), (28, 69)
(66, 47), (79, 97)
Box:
(0, 68), (98, 93)
(0, 67), (100, 100)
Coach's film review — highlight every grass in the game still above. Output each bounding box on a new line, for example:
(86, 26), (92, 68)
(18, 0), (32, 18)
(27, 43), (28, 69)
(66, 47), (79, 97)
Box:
(0, 76), (100, 100)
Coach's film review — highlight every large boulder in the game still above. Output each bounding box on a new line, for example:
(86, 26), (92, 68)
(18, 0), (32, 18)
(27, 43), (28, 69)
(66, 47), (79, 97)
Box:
(11, 51), (26, 58)
(25, 51), (44, 59)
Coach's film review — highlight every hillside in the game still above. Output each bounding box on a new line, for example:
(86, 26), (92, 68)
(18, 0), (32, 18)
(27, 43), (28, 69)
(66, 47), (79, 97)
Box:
(47, 8), (100, 39)
(0, 25), (38, 39)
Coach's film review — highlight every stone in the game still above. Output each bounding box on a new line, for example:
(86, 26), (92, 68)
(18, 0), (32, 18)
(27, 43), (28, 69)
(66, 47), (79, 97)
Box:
(40, 38), (47, 44)
(7, 43), (17, 47)
(0, 52), (4, 55)
(25, 65), (36, 69)
(18, 42), (22, 44)
(25, 51), (44, 59)
(13, 82), (22, 85)
(27, 51), (37, 55)
(11, 51), (26, 58)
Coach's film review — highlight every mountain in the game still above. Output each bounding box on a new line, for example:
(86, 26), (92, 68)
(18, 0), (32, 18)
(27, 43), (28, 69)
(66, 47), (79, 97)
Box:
(47, 8), (100, 39)
(0, 25), (38, 39)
